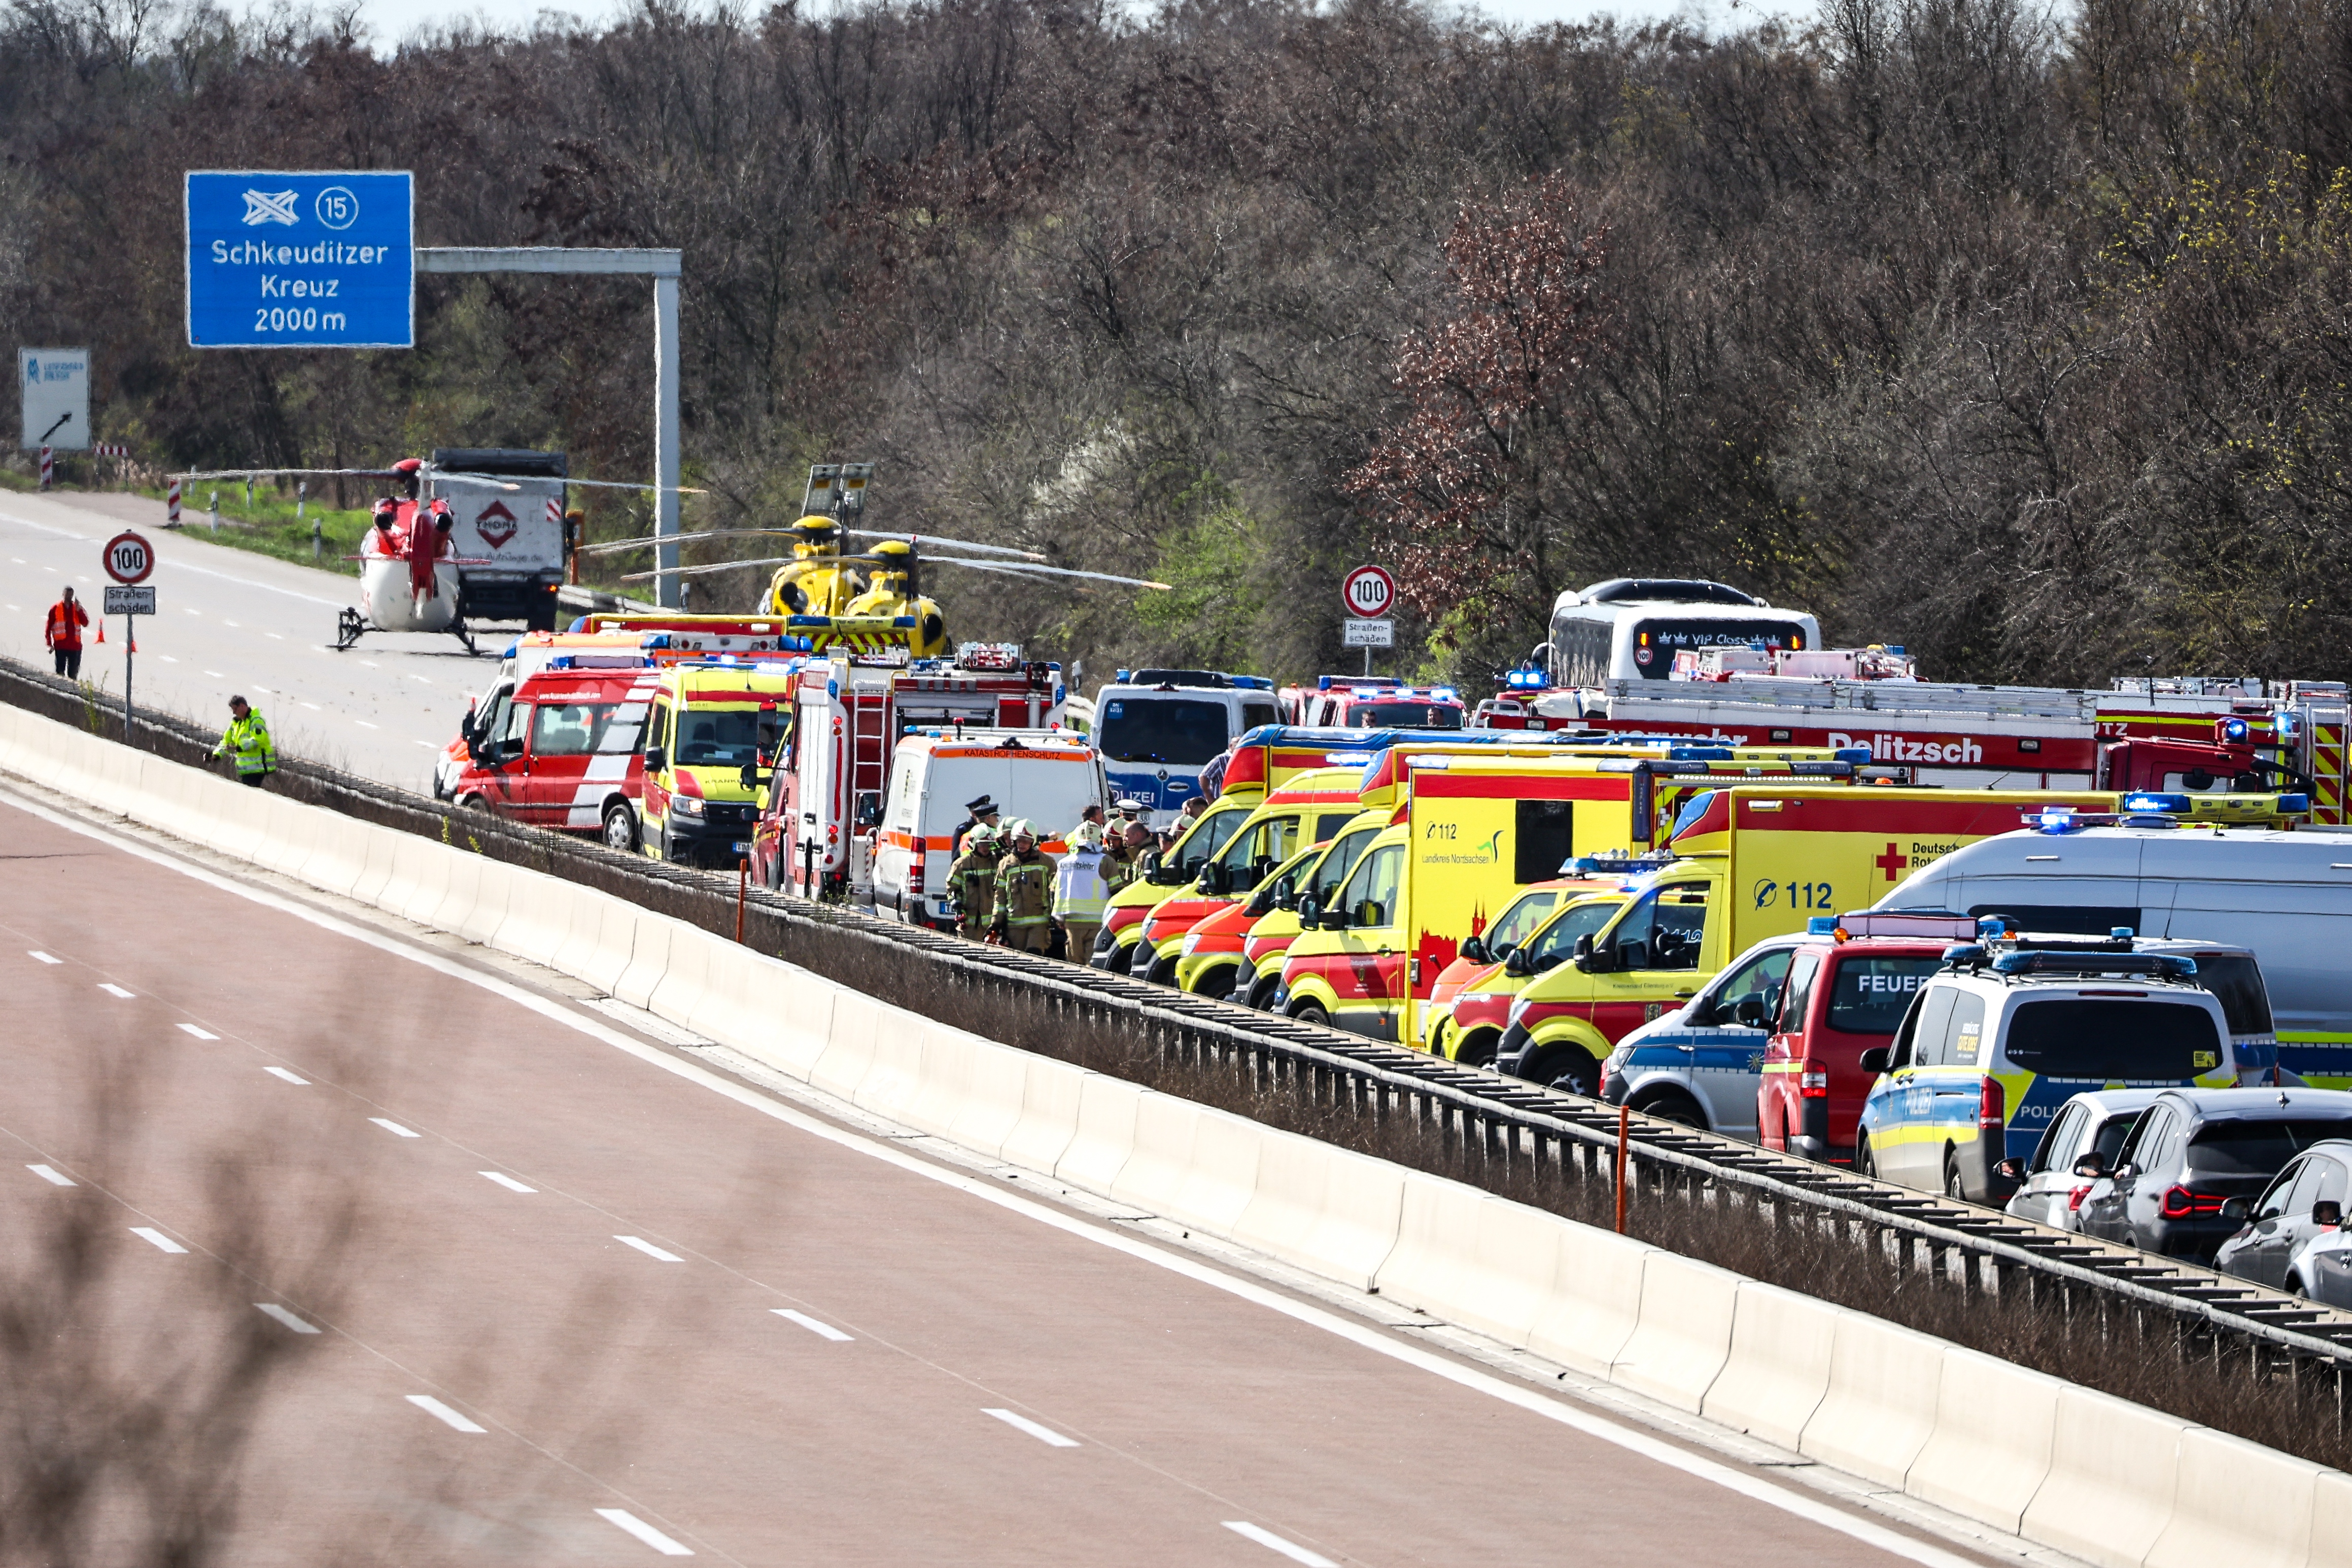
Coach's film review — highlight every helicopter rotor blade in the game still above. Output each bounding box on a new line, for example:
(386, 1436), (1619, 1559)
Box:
(920, 557), (1174, 591)
(168, 465), (706, 495)
(613, 553), (1170, 591)
(842, 529), (1046, 561)
(582, 527), (1048, 562)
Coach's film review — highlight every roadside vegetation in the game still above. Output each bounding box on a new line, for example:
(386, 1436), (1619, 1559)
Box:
(8, 0), (2352, 688)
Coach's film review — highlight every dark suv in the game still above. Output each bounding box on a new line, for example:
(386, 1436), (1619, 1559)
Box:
(2076, 1088), (2352, 1262)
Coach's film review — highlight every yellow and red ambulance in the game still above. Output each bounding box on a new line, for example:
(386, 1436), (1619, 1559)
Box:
(1491, 785), (2130, 1092)
(1127, 768), (1370, 985)
(1272, 751), (1859, 1042)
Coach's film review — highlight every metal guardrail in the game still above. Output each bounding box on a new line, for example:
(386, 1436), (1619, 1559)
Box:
(9, 656), (2350, 1421)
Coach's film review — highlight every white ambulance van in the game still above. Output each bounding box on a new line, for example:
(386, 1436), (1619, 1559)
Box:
(871, 730), (1106, 927)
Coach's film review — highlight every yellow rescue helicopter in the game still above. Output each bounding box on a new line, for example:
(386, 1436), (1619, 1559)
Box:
(575, 464), (1168, 657)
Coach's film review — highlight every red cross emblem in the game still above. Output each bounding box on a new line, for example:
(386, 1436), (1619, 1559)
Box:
(1875, 841), (1909, 880)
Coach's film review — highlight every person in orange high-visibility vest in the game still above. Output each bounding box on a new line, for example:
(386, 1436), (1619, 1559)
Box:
(44, 586), (88, 679)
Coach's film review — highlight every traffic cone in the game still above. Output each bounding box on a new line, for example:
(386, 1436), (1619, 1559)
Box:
(94, 622), (103, 643)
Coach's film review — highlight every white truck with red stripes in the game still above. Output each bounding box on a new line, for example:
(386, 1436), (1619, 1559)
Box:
(1521, 669), (2324, 811)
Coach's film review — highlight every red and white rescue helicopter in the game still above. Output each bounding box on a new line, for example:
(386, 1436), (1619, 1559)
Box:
(339, 466), (499, 652)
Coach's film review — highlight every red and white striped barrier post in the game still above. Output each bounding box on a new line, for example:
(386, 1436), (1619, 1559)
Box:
(166, 477), (182, 528)
(38, 446), (52, 490)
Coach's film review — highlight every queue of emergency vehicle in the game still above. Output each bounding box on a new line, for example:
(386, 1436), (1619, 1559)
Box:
(411, 496), (2352, 1242)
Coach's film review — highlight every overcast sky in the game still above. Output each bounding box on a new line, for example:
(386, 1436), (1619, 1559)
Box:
(354, 0), (1804, 48)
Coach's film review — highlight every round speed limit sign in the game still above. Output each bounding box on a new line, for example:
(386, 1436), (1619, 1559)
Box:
(1341, 565), (1396, 618)
(103, 530), (155, 585)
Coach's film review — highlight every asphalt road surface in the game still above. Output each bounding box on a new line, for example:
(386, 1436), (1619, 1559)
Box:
(0, 791), (2005, 1568)
(0, 489), (497, 790)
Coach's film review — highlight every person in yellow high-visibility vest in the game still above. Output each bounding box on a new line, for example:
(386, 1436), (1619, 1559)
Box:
(210, 695), (276, 787)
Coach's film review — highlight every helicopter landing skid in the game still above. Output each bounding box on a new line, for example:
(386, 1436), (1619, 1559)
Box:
(333, 607), (367, 650)
(451, 619), (478, 656)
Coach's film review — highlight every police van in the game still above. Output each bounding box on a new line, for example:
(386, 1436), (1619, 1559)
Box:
(1091, 670), (1279, 829)
(1854, 941), (2240, 1204)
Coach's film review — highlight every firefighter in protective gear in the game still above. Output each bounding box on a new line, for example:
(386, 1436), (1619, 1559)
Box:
(946, 824), (1000, 940)
(211, 694), (276, 786)
(1054, 820), (1112, 963)
(44, 586), (88, 679)
(992, 820), (1056, 953)
(1105, 819), (1154, 891)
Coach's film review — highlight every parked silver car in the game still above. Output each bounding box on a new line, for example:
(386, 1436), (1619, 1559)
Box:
(2002, 1089), (2162, 1232)
(2213, 1137), (2352, 1303)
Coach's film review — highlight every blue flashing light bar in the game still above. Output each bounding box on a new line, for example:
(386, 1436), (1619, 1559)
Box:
(1808, 916), (1838, 935)
(2123, 792), (2191, 815)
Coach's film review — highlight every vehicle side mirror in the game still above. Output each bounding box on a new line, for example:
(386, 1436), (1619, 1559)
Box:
(1460, 934), (1489, 965)
(1734, 995), (1769, 1029)
(2073, 1153), (2109, 1178)
(1859, 1046), (1892, 1074)
(854, 791), (882, 829)
(2221, 1196), (2253, 1223)
(1503, 946), (1532, 978)
(1319, 906), (1352, 930)
(2315, 1199), (2344, 1228)
(1288, 892), (1311, 919)
(466, 735), (488, 767)
(1571, 932), (1605, 972)
(740, 761), (761, 792)
(643, 746), (666, 774)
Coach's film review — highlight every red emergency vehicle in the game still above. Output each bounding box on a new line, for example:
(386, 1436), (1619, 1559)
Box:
(445, 660), (662, 844)
(1278, 675), (1465, 730)
(749, 641), (1070, 897)
(1755, 922), (1957, 1165)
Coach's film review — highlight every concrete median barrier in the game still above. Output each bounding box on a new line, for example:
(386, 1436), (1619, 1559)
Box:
(1109, 1092), (1204, 1215)
(1700, 1281), (1839, 1450)
(1232, 1139), (1403, 1293)
(2145, 1425), (2322, 1568)
(647, 927), (714, 1030)
(2019, 1387), (2189, 1568)
(1608, 1251), (1740, 1412)
(851, 1007), (931, 1125)
(1525, 1223), (1650, 1378)
(1373, 1179), (1503, 1320)
(1055, 1075), (1145, 1194)
(999, 1057), (1084, 1175)
(348, 822), (398, 907)
(1905, 1347), (2059, 1535)
(454, 856), (514, 947)
(808, 990), (884, 1103)
(944, 1037), (1033, 1161)
(613, 915), (671, 1009)
(1797, 1312), (1946, 1488)
(1168, 1111), (1264, 1237)
(2309, 1471), (2352, 1568)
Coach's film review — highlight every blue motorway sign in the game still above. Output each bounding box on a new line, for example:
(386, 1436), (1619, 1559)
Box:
(185, 170), (413, 349)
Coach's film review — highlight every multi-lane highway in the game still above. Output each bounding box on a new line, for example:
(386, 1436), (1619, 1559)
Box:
(0, 489), (493, 789)
(0, 789), (2011, 1567)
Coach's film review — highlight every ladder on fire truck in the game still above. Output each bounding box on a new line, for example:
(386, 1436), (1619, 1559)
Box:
(2291, 682), (2352, 826)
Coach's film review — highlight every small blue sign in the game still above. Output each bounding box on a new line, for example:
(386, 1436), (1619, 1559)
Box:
(185, 170), (413, 349)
